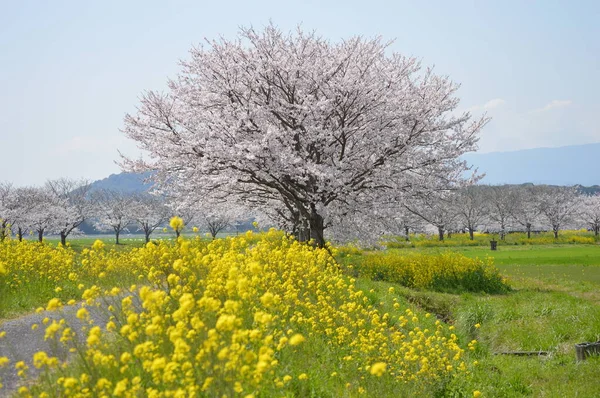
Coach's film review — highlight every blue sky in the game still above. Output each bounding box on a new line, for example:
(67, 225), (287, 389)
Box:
(1, 0), (598, 186)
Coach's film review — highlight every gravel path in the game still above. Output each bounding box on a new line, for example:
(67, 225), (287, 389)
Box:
(0, 303), (115, 397)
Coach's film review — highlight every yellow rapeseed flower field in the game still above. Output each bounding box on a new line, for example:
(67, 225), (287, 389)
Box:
(2, 230), (476, 396)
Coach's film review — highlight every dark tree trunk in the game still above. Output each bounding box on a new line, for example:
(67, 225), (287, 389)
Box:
(17, 227), (23, 242)
(115, 229), (120, 245)
(309, 206), (325, 248)
(0, 220), (7, 242)
(38, 229), (44, 242)
(60, 232), (67, 246)
(526, 224), (531, 239)
(404, 226), (410, 241)
(594, 225), (599, 237)
(468, 228), (474, 240)
(175, 230), (181, 239)
(145, 230), (151, 243)
(553, 228), (559, 239)
(438, 227), (444, 241)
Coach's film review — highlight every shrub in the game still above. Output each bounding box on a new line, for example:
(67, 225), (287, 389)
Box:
(358, 251), (509, 294)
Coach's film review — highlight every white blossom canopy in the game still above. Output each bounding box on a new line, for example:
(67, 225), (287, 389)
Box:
(122, 24), (485, 245)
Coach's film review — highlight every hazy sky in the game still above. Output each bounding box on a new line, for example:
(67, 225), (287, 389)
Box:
(1, 0), (599, 186)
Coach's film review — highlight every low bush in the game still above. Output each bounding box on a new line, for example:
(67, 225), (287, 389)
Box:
(358, 251), (509, 294)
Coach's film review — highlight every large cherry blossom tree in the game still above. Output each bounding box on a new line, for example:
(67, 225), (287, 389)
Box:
(122, 24), (485, 246)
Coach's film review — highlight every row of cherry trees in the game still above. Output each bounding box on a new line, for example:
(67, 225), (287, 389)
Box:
(400, 185), (599, 241)
(0, 179), (243, 245)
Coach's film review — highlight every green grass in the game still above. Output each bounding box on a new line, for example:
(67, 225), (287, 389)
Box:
(360, 244), (600, 397)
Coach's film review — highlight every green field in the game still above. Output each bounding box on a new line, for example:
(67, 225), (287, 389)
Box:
(378, 244), (600, 397)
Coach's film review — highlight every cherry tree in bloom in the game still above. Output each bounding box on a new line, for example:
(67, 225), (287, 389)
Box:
(92, 189), (135, 244)
(536, 185), (578, 238)
(130, 194), (171, 243)
(407, 192), (460, 241)
(0, 182), (16, 241)
(122, 24), (485, 246)
(22, 186), (62, 242)
(577, 194), (600, 236)
(455, 186), (489, 240)
(486, 185), (517, 240)
(46, 178), (93, 245)
(510, 186), (541, 239)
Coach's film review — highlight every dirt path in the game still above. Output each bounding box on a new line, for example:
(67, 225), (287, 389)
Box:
(0, 303), (114, 397)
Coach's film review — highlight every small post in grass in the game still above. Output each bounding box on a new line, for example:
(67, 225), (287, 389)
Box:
(575, 342), (600, 361)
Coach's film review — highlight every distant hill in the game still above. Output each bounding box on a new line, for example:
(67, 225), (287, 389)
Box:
(89, 172), (153, 194)
(463, 143), (600, 186)
(91, 143), (600, 195)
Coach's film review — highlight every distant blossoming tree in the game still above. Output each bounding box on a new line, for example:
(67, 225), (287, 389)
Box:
(92, 189), (135, 244)
(537, 185), (578, 238)
(46, 178), (93, 246)
(576, 194), (600, 236)
(122, 24), (485, 246)
(130, 194), (171, 243)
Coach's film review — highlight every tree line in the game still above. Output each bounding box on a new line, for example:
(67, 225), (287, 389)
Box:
(399, 184), (600, 241)
(0, 178), (245, 245)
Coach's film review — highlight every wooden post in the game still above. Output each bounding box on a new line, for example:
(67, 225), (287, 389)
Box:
(575, 342), (600, 361)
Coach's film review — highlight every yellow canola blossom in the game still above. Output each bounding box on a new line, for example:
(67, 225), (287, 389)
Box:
(10, 230), (470, 396)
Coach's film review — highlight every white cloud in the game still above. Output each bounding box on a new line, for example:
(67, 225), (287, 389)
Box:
(531, 99), (572, 113)
(466, 98), (506, 113)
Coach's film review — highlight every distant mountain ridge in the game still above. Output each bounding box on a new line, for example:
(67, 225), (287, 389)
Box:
(89, 172), (153, 194)
(90, 143), (600, 194)
(462, 143), (600, 186)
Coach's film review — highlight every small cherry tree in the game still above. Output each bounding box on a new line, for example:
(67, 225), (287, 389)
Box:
(537, 185), (578, 238)
(46, 178), (93, 246)
(577, 194), (600, 236)
(510, 186), (541, 238)
(131, 194), (171, 243)
(455, 186), (489, 240)
(92, 189), (135, 244)
(22, 186), (61, 242)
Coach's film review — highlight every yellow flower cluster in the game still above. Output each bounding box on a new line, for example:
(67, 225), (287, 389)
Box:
(386, 230), (596, 248)
(0, 240), (76, 291)
(359, 251), (508, 293)
(25, 230), (470, 396)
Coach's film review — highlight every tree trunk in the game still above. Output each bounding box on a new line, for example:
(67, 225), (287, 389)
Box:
(38, 229), (44, 243)
(60, 232), (67, 246)
(145, 230), (151, 243)
(0, 220), (6, 242)
(115, 229), (120, 245)
(468, 228), (474, 240)
(526, 224), (531, 239)
(17, 227), (23, 242)
(553, 228), (559, 239)
(438, 227), (444, 241)
(447, 230), (452, 239)
(595, 225), (599, 237)
(404, 226), (410, 241)
(309, 206), (326, 248)
(176, 230), (181, 239)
